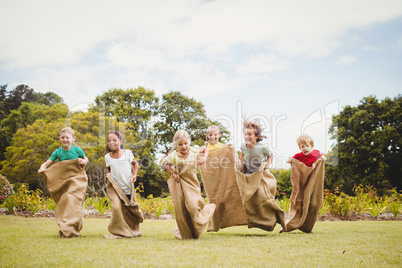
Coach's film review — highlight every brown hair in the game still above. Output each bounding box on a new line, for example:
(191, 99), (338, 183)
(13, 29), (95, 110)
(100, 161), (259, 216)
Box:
(106, 131), (125, 152)
(243, 119), (266, 142)
(296, 135), (314, 147)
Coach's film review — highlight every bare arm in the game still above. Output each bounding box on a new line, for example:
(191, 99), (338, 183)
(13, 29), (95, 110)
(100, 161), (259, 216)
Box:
(198, 146), (209, 165)
(165, 163), (180, 182)
(264, 154), (273, 169)
(131, 159), (138, 183)
(38, 159), (53, 173)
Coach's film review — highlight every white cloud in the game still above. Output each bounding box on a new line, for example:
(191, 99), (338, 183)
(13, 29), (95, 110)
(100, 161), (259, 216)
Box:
(337, 55), (358, 65)
(1, 0), (402, 70)
(236, 53), (289, 75)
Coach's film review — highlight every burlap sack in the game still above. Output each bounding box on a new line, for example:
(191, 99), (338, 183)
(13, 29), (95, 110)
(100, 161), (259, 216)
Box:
(235, 164), (286, 232)
(40, 159), (88, 237)
(168, 160), (216, 240)
(280, 159), (325, 233)
(103, 173), (144, 239)
(199, 145), (248, 231)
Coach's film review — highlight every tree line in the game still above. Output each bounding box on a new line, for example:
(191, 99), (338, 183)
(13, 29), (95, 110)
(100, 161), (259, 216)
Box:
(0, 84), (400, 196)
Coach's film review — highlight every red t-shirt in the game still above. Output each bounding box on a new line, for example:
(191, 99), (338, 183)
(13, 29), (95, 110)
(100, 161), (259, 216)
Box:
(292, 149), (323, 167)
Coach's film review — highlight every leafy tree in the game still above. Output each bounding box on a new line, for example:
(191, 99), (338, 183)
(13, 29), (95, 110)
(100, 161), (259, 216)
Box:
(0, 84), (7, 121)
(154, 91), (230, 154)
(0, 103), (69, 162)
(90, 87), (167, 196)
(327, 95), (402, 194)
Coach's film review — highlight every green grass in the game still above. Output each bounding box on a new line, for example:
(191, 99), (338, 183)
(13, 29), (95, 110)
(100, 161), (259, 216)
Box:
(0, 216), (401, 267)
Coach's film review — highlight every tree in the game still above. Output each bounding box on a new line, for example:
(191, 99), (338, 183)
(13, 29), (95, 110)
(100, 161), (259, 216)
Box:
(90, 87), (167, 196)
(327, 95), (402, 194)
(0, 103), (68, 162)
(154, 91), (230, 154)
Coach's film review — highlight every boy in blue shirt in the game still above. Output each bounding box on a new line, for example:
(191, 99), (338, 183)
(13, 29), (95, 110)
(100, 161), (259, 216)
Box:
(38, 127), (88, 172)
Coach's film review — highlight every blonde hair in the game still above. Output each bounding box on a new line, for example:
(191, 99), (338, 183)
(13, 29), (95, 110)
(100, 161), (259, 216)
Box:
(159, 129), (191, 165)
(243, 119), (266, 142)
(173, 129), (191, 145)
(297, 135), (314, 147)
(206, 125), (220, 140)
(60, 127), (75, 137)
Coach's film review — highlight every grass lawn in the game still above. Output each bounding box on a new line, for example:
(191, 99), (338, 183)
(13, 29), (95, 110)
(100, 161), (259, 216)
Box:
(0, 216), (401, 267)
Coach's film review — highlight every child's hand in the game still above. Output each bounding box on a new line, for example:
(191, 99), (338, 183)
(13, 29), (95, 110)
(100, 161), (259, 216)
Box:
(320, 156), (327, 161)
(198, 156), (206, 165)
(131, 175), (137, 183)
(38, 167), (45, 174)
(78, 158), (88, 166)
(173, 173), (181, 182)
(286, 157), (292, 164)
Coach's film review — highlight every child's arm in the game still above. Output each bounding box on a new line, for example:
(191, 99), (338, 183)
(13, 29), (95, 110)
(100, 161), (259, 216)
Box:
(131, 159), (138, 183)
(264, 155), (273, 169)
(237, 152), (244, 165)
(38, 159), (53, 173)
(77, 156), (88, 166)
(198, 146), (209, 165)
(165, 163), (180, 182)
(320, 155), (327, 161)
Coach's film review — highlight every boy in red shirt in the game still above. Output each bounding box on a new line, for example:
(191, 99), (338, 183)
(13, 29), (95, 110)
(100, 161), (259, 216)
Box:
(287, 135), (326, 166)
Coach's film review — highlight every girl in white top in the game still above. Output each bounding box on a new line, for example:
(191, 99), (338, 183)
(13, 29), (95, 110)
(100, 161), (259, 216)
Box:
(104, 131), (138, 199)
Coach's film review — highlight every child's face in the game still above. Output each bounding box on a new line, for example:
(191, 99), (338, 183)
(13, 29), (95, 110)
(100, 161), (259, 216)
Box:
(299, 143), (313, 156)
(60, 132), (75, 148)
(244, 128), (257, 145)
(176, 138), (190, 155)
(107, 133), (123, 152)
(207, 130), (221, 145)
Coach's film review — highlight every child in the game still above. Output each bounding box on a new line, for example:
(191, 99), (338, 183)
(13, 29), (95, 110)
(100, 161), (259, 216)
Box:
(38, 127), (88, 237)
(200, 125), (248, 232)
(281, 134), (326, 233)
(238, 120), (272, 174)
(287, 135), (327, 166)
(163, 129), (216, 240)
(103, 131), (143, 239)
(235, 119), (286, 232)
(38, 127), (88, 172)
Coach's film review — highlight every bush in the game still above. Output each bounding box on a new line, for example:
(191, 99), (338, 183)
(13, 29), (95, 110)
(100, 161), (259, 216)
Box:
(14, 184), (43, 213)
(0, 174), (14, 203)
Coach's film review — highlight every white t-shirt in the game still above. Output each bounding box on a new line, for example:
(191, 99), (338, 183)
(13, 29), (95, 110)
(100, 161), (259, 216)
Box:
(105, 150), (134, 195)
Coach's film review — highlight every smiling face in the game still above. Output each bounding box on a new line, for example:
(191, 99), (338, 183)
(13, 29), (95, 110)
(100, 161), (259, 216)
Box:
(176, 138), (190, 156)
(244, 128), (257, 146)
(299, 143), (313, 156)
(107, 133), (123, 152)
(207, 130), (221, 145)
(59, 132), (75, 150)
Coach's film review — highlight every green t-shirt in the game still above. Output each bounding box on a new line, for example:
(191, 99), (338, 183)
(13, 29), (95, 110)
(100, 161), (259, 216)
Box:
(50, 145), (85, 162)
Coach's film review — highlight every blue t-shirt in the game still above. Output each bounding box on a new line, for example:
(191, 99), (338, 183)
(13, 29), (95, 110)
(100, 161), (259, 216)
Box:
(50, 145), (85, 162)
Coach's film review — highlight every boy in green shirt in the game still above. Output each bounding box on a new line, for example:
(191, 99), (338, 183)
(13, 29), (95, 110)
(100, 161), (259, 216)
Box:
(38, 127), (88, 172)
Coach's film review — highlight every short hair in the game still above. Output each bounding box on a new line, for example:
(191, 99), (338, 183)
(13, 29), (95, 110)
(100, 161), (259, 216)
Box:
(297, 135), (314, 147)
(60, 127), (75, 137)
(173, 129), (191, 146)
(206, 125), (220, 140)
(243, 119), (266, 142)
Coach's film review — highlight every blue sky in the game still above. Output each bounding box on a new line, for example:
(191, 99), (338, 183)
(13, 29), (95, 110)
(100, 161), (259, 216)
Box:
(1, 0), (401, 168)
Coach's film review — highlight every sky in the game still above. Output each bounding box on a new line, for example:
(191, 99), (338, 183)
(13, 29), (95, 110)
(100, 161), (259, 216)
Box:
(1, 0), (401, 168)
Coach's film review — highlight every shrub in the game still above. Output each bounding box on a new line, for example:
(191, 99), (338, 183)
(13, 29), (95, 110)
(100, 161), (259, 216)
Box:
(0, 174), (14, 203)
(91, 196), (110, 215)
(3, 196), (16, 214)
(44, 198), (57, 211)
(14, 184), (43, 213)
